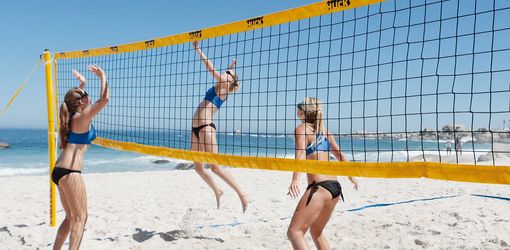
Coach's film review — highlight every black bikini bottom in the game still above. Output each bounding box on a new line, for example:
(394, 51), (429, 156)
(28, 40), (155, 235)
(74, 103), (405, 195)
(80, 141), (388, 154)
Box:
(306, 180), (344, 206)
(192, 123), (216, 138)
(52, 167), (81, 186)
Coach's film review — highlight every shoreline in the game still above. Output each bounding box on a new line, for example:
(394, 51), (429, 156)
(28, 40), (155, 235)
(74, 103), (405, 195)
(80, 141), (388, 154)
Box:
(1, 169), (509, 249)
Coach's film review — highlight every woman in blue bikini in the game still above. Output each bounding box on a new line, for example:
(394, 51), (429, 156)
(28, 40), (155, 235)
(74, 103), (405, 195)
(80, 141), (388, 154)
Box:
(287, 97), (358, 249)
(191, 41), (248, 213)
(52, 65), (109, 250)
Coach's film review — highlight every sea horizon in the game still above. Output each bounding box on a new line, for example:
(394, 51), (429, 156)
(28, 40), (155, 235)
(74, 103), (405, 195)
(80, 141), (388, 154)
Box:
(0, 128), (494, 177)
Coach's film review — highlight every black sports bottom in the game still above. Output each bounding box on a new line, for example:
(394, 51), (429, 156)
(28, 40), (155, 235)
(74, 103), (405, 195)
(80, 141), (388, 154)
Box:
(192, 123), (216, 138)
(306, 180), (344, 206)
(52, 167), (81, 186)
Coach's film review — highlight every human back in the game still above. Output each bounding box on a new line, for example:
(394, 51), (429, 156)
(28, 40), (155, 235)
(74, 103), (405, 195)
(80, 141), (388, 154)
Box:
(51, 65), (109, 250)
(295, 97), (341, 184)
(55, 66), (109, 172)
(56, 112), (93, 171)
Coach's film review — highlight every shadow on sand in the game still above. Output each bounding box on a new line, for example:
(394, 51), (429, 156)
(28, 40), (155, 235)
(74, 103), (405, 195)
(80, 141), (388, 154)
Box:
(132, 228), (224, 243)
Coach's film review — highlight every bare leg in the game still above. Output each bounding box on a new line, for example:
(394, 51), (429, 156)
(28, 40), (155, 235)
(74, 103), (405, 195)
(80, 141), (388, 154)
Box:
(191, 130), (223, 208)
(310, 197), (339, 250)
(209, 164), (248, 212)
(58, 173), (88, 250)
(287, 188), (329, 249)
(52, 186), (72, 250)
(203, 127), (248, 212)
(194, 162), (224, 209)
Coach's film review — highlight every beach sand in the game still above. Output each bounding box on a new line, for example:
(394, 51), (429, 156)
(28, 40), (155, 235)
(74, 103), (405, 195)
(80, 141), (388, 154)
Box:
(1, 168), (509, 249)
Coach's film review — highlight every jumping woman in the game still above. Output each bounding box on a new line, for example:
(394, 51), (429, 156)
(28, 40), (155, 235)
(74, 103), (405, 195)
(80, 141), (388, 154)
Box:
(52, 65), (109, 250)
(191, 40), (248, 213)
(287, 97), (358, 250)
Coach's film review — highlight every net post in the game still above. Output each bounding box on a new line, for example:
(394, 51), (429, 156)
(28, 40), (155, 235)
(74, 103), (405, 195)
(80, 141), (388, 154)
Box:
(43, 49), (57, 227)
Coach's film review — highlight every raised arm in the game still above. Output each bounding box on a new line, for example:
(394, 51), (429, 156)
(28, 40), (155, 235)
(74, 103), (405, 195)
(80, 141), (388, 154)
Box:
(288, 126), (307, 198)
(72, 69), (87, 90)
(193, 41), (222, 82)
(81, 65), (109, 119)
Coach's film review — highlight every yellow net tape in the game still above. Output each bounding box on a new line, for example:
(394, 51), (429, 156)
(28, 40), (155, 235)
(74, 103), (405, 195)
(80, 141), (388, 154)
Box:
(54, 0), (383, 59)
(95, 138), (510, 185)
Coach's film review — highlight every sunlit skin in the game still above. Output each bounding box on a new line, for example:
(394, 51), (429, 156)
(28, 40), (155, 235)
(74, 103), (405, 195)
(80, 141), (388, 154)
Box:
(52, 65), (109, 250)
(190, 40), (248, 213)
(287, 101), (358, 250)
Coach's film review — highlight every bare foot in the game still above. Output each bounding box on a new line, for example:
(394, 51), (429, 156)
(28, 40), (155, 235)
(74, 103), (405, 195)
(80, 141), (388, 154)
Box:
(239, 194), (248, 213)
(215, 190), (224, 209)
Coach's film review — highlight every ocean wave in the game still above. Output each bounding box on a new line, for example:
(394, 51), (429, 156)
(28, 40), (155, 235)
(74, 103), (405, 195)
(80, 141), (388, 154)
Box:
(84, 155), (190, 167)
(0, 167), (47, 177)
(275, 149), (490, 163)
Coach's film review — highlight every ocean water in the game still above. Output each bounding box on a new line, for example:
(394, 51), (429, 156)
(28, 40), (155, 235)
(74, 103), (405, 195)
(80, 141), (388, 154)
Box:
(0, 128), (491, 177)
(0, 129), (186, 177)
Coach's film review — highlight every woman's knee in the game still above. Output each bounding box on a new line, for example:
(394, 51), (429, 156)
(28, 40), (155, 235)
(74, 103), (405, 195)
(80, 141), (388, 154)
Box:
(63, 216), (71, 225)
(210, 165), (222, 175)
(194, 162), (205, 173)
(310, 227), (324, 240)
(68, 212), (88, 224)
(287, 226), (303, 241)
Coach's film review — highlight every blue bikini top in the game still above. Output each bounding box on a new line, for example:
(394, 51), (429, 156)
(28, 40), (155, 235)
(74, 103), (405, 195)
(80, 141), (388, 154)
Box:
(67, 124), (97, 145)
(306, 134), (330, 155)
(204, 86), (224, 109)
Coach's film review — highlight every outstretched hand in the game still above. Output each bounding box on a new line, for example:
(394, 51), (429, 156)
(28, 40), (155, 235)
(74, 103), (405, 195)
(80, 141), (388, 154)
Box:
(72, 69), (87, 83)
(229, 59), (237, 69)
(88, 64), (106, 78)
(193, 40), (200, 50)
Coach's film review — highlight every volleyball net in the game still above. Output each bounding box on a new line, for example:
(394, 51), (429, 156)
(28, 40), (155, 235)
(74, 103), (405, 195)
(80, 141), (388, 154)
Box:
(49, 0), (510, 185)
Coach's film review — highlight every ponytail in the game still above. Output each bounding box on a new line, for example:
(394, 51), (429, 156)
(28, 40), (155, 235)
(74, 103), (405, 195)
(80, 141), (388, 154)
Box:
(315, 110), (324, 134)
(59, 102), (70, 149)
(59, 87), (84, 149)
(299, 97), (325, 134)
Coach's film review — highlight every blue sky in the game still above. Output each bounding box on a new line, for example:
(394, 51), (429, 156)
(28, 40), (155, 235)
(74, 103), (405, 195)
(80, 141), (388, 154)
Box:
(1, 0), (509, 134)
(0, 0), (317, 129)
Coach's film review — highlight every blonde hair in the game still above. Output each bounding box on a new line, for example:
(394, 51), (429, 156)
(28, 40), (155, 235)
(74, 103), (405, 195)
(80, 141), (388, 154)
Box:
(229, 81), (240, 93)
(59, 88), (85, 149)
(227, 71), (240, 93)
(298, 97), (324, 134)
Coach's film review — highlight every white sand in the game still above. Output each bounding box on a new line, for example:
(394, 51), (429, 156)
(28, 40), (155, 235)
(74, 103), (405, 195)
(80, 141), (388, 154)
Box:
(1, 169), (509, 249)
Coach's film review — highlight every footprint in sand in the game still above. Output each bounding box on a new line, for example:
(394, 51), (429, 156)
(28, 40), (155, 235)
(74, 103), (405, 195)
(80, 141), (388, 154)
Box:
(449, 212), (461, 220)
(428, 229), (441, 235)
(447, 222), (458, 227)
(414, 239), (428, 248)
(488, 239), (509, 248)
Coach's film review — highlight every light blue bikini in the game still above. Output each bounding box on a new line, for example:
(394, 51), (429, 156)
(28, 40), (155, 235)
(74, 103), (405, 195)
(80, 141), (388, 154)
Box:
(306, 134), (330, 155)
(204, 86), (224, 108)
(67, 124), (97, 144)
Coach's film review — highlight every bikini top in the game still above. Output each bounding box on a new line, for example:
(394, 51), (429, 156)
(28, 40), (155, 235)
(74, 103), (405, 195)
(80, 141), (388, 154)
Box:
(67, 124), (97, 145)
(306, 133), (330, 155)
(204, 86), (224, 109)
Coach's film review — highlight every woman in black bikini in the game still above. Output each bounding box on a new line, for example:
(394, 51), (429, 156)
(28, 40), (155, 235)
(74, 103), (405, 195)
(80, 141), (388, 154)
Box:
(52, 65), (109, 250)
(287, 97), (358, 249)
(191, 41), (248, 212)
